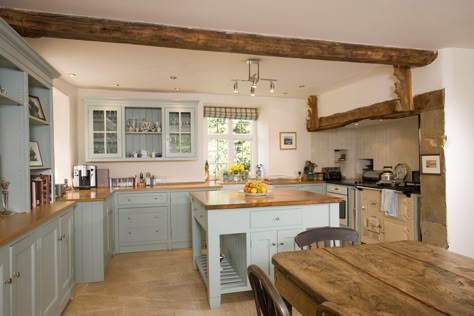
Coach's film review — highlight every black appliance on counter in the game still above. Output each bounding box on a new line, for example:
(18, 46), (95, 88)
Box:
(362, 169), (382, 182)
(321, 167), (342, 180)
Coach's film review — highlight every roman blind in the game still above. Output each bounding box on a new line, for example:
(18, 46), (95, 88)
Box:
(203, 106), (258, 121)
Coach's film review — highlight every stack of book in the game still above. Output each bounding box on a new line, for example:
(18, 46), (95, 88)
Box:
(31, 174), (51, 208)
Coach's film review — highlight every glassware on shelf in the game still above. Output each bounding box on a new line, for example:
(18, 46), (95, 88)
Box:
(128, 118), (138, 132)
(0, 180), (13, 215)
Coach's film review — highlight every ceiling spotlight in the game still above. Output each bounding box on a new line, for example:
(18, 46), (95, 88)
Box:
(232, 59), (276, 96)
(270, 81), (275, 93)
(174, 87), (180, 91)
(250, 86), (256, 96)
(113, 84), (120, 87)
(170, 76), (177, 80)
(68, 73), (76, 77)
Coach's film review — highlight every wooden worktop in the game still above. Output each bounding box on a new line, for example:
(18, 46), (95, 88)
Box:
(59, 181), (223, 202)
(190, 188), (341, 210)
(0, 201), (76, 247)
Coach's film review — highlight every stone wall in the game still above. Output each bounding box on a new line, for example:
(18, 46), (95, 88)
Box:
(419, 109), (447, 248)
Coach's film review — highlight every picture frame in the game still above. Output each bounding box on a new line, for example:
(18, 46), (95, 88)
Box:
(28, 95), (46, 121)
(280, 132), (297, 150)
(421, 154), (441, 175)
(29, 141), (43, 167)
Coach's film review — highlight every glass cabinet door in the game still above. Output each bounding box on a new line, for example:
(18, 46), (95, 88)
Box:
(165, 108), (196, 158)
(88, 106), (122, 159)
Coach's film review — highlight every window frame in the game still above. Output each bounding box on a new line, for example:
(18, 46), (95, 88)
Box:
(206, 117), (257, 180)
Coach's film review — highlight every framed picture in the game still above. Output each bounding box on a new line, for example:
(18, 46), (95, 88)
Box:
(421, 154), (441, 175)
(28, 95), (46, 121)
(280, 132), (297, 150)
(29, 141), (43, 167)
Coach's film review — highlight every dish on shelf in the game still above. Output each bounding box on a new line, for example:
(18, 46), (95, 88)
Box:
(394, 163), (409, 180)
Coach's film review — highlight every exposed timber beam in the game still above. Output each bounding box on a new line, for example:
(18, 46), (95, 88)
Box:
(306, 96), (319, 131)
(0, 8), (437, 67)
(308, 89), (444, 132)
(393, 65), (414, 111)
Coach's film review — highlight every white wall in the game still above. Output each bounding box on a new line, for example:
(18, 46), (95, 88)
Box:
(74, 89), (310, 181)
(315, 49), (474, 258)
(52, 88), (72, 185)
(442, 49), (474, 258)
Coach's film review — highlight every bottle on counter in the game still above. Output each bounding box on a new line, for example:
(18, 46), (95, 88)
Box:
(205, 160), (210, 181)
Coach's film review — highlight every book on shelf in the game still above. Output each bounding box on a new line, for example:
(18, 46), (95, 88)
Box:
(31, 174), (51, 207)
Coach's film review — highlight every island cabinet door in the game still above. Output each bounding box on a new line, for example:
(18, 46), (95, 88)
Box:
(250, 228), (301, 278)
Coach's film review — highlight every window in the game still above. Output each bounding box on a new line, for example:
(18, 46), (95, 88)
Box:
(205, 106), (258, 179)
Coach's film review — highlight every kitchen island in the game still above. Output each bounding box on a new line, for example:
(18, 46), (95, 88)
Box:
(190, 188), (341, 309)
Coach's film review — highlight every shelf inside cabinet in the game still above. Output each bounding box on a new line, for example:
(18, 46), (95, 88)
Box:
(29, 116), (49, 125)
(0, 93), (22, 106)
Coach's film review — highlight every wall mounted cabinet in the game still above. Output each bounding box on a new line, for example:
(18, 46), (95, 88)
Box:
(84, 98), (198, 161)
(0, 19), (59, 212)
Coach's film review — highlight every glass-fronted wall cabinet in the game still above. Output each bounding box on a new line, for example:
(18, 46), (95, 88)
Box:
(165, 107), (196, 158)
(84, 98), (197, 161)
(87, 106), (122, 160)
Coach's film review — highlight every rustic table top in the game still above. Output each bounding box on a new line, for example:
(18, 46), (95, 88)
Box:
(190, 188), (341, 210)
(272, 240), (474, 315)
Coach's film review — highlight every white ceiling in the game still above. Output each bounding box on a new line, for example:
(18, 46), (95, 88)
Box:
(2, 0), (474, 98)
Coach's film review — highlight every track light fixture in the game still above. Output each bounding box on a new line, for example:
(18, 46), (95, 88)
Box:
(232, 59), (276, 96)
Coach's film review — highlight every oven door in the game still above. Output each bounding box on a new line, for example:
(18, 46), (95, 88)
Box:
(327, 193), (348, 227)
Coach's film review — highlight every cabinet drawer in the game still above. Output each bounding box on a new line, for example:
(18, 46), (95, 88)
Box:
(250, 209), (302, 228)
(119, 226), (168, 243)
(118, 192), (168, 206)
(119, 207), (168, 228)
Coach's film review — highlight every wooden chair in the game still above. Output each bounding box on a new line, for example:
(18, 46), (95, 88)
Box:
(316, 301), (349, 316)
(247, 264), (291, 316)
(295, 226), (359, 250)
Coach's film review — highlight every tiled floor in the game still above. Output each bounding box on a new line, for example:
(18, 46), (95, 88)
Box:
(62, 248), (300, 316)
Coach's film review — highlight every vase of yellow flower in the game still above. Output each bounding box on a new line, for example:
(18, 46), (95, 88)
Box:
(229, 164), (246, 182)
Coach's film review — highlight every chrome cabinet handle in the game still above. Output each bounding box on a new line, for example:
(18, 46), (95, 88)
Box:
(58, 233), (66, 241)
(4, 278), (12, 285)
(13, 272), (20, 278)
(128, 217), (132, 220)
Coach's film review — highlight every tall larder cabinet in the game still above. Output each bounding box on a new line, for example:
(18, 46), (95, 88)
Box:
(0, 18), (60, 212)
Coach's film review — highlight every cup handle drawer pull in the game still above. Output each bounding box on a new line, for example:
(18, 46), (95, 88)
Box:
(279, 242), (284, 246)
(271, 243), (277, 246)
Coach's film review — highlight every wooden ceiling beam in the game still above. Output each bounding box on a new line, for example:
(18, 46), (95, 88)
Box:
(0, 8), (437, 67)
(307, 89), (444, 131)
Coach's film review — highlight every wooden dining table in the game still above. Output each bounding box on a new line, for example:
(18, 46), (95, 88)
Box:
(272, 240), (474, 315)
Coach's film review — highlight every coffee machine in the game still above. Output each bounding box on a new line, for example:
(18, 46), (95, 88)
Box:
(73, 165), (97, 189)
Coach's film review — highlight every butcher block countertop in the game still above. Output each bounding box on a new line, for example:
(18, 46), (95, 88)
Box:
(59, 181), (223, 202)
(190, 188), (341, 210)
(0, 201), (76, 246)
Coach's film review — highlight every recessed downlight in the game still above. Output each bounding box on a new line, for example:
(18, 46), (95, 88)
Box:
(174, 87), (180, 91)
(113, 84), (120, 87)
(68, 73), (76, 77)
(170, 76), (177, 80)
(299, 85), (305, 88)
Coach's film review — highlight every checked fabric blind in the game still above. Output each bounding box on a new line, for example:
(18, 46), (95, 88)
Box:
(203, 106), (258, 121)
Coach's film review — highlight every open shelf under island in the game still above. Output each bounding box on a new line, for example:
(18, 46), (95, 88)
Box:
(190, 188), (342, 309)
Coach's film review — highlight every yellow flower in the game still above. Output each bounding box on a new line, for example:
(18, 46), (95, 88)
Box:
(239, 165), (245, 172)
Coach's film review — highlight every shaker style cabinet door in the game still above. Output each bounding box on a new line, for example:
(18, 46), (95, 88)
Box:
(164, 107), (196, 159)
(0, 246), (10, 316)
(87, 105), (123, 160)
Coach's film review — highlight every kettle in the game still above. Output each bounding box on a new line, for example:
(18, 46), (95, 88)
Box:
(380, 166), (394, 181)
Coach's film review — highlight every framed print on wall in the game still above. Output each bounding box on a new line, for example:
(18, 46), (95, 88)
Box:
(30, 141), (43, 167)
(280, 132), (297, 150)
(421, 154), (441, 175)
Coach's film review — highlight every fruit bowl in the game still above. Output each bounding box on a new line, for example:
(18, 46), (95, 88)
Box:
(243, 180), (269, 195)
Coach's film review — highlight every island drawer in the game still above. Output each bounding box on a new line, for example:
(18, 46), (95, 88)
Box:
(250, 209), (302, 228)
(119, 207), (168, 228)
(118, 192), (168, 206)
